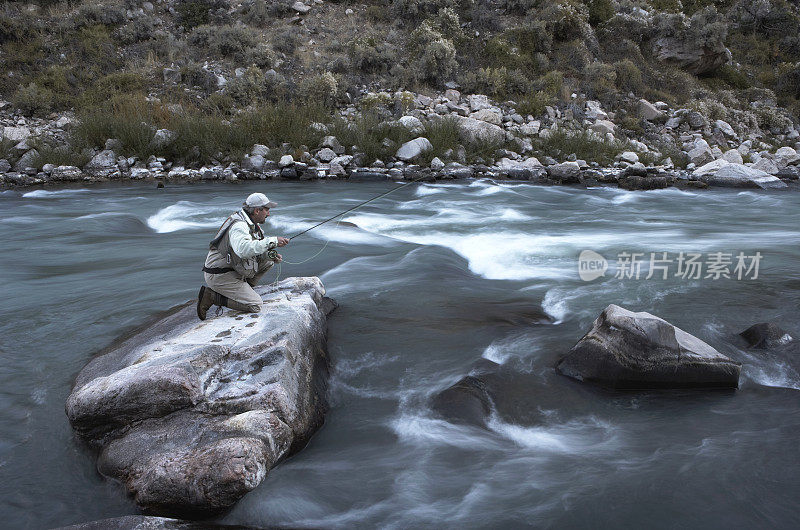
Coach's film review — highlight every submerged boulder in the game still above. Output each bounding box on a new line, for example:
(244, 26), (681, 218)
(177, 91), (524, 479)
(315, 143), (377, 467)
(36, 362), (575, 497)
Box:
(739, 323), (794, 349)
(430, 359), (499, 427)
(66, 277), (336, 515)
(556, 304), (741, 389)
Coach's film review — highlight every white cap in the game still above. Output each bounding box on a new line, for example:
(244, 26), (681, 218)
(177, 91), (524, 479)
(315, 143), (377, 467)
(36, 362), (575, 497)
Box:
(244, 192), (277, 208)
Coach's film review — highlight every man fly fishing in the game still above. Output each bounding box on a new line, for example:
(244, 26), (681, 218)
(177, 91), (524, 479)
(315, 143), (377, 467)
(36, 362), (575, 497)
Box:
(197, 193), (290, 320)
(197, 175), (431, 320)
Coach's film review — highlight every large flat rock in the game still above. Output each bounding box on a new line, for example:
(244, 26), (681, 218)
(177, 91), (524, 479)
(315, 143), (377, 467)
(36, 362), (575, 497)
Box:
(66, 277), (335, 515)
(556, 304), (741, 389)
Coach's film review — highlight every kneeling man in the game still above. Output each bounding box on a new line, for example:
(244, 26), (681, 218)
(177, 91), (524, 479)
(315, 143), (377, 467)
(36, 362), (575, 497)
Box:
(197, 192), (289, 320)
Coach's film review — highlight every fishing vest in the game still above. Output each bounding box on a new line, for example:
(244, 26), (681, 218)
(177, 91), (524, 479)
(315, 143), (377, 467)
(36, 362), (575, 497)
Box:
(204, 210), (268, 279)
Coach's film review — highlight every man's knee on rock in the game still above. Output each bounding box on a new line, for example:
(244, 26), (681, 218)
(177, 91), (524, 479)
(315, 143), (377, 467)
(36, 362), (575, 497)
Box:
(246, 303), (261, 313)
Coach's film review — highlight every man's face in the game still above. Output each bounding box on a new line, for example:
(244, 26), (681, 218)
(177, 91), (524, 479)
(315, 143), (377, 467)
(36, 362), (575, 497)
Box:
(252, 207), (270, 224)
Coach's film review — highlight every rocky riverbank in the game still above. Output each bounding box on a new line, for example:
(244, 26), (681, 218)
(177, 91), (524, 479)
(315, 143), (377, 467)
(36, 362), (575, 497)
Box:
(3, 89), (800, 191)
(66, 277), (336, 516)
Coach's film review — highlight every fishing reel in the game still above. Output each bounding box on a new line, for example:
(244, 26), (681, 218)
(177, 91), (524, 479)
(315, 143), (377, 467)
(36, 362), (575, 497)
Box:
(267, 249), (280, 261)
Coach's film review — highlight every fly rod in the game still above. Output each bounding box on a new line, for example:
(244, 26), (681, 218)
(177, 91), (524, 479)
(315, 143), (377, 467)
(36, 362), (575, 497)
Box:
(288, 173), (433, 241)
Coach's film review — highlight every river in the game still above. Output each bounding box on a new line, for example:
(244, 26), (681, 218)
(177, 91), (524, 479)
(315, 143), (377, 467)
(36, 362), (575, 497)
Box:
(1, 180), (799, 528)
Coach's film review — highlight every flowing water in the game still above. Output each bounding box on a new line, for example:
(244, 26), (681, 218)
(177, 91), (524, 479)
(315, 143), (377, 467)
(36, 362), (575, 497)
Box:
(1, 180), (799, 529)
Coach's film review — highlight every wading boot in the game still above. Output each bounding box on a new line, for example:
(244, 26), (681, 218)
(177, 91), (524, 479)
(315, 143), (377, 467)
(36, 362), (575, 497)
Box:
(197, 285), (218, 320)
(218, 294), (261, 314)
(198, 286), (260, 320)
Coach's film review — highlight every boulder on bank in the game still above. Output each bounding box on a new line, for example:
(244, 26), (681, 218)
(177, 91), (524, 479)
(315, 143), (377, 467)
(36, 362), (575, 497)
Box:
(396, 137), (432, 161)
(693, 161), (788, 189)
(556, 304), (741, 389)
(66, 277), (336, 515)
(455, 116), (505, 144)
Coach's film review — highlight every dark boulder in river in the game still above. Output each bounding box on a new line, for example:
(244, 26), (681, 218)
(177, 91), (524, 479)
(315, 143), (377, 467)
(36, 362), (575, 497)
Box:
(556, 304), (741, 389)
(739, 322), (794, 349)
(430, 359), (499, 426)
(65, 277), (335, 516)
(431, 358), (611, 427)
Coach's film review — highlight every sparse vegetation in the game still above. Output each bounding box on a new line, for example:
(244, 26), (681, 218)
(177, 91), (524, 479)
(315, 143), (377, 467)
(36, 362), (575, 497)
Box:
(0, 0), (798, 176)
(72, 95), (330, 163)
(535, 128), (629, 165)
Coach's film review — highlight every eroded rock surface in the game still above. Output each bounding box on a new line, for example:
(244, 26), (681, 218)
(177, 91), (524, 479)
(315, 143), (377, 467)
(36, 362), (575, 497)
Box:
(66, 277), (336, 515)
(556, 304), (741, 389)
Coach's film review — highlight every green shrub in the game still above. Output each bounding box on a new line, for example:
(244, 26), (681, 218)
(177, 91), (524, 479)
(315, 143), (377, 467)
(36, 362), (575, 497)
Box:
(80, 72), (149, 107)
(272, 28), (299, 56)
(515, 91), (553, 116)
(68, 24), (119, 75)
(29, 66), (75, 110)
(618, 114), (644, 135)
(649, 0), (683, 12)
(72, 2), (126, 28)
(226, 66), (271, 105)
(424, 115), (461, 157)
(754, 104), (792, 130)
(655, 7), (729, 50)
(465, 136), (504, 164)
(232, 102), (329, 150)
(614, 59), (643, 93)
(327, 112), (416, 165)
(583, 61), (617, 98)
(0, 12), (34, 44)
(178, 0), (227, 30)
(730, 0), (797, 37)
(13, 83), (54, 116)
(541, 1), (589, 42)
(434, 7), (463, 41)
(408, 20), (457, 85)
(460, 66), (531, 99)
(199, 92), (236, 115)
(776, 64), (800, 99)
(351, 37), (396, 74)
(540, 70), (563, 97)
(114, 16), (156, 45)
(536, 128), (625, 165)
(29, 139), (91, 169)
(366, 5), (389, 22)
(703, 64), (751, 89)
(297, 72), (339, 107)
(506, 21), (552, 55)
(552, 39), (592, 73)
(73, 95), (159, 158)
(392, 0), (470, 20)
(483, 36), (523, 69)
(654, 65), (697, 103)
(503, 0), (543, 15)
(189, 24), (258, 60)
(599, 13), (652, 44)
(243, 44), (275, 68)
(1, 38), (46, 70)
(72, 95), (330, 162)
(584, 0), (613, 26)
(239, 0), (295, 25)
